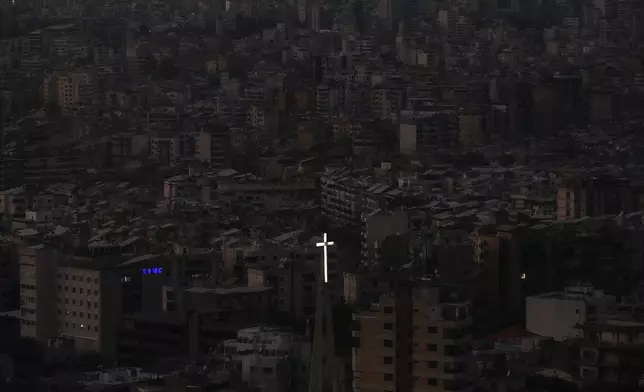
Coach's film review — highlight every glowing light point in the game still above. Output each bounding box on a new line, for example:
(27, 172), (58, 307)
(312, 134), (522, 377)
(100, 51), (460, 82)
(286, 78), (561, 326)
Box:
(315, 232), (335, 283)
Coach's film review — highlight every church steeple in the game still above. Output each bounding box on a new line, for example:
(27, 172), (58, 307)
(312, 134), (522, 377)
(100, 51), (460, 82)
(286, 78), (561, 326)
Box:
(308, 233), (343, 392)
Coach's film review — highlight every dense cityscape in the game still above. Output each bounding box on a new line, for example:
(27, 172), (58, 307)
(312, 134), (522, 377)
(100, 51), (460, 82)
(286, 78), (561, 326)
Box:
(1, 0), (644, 391)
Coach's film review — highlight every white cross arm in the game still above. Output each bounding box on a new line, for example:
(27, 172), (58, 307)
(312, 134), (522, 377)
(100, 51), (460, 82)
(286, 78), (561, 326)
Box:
(315, 232), (335, 283)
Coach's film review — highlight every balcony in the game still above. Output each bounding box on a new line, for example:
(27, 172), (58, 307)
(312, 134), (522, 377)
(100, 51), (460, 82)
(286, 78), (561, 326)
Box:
(441, 316), (474, 327)
(443, 327), (472, 344)
(443, 345), (468, 359)
(444, 362), (467, 374)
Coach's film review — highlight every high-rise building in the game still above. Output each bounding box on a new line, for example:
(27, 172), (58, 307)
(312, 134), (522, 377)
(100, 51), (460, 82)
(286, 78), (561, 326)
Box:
(195, 125), (230, 169)
(556, 176), (636, 221)
(43, 70), (98, 114)
(19, 244), (174, 359)
(399, 106), (459, 154)
(19, 245), (122, 358)
(352, 281), (473, 392)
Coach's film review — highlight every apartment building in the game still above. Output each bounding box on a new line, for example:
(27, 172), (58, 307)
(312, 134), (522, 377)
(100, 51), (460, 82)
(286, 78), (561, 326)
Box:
(54, 259), (121, 356)
(556, 176), (636, 220)
(399, 107), (459, 154)
(151, 134), (180, 167)
(321, 168), (404, 231)
(43, 70), (98, 114)
(195, 127), (229, 169)
(526, 284), (615, 342)
(217, 175), (317, 211)
(222, 327), (303, 392)
(576, 301), (644, 388)
(352, 281), (473, 392)
(320, 169), (370, 228)
(1, 146), (86, 189)
(19, 244), (124, 359)
(19, 244), (58, 342)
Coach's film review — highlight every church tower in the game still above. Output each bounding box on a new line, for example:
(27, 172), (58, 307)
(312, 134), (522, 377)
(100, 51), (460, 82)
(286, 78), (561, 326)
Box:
(308, 233), (343, 392)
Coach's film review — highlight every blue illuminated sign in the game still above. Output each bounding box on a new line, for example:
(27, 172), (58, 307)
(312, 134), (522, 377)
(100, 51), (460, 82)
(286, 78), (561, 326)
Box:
(142, 267), (163, 275)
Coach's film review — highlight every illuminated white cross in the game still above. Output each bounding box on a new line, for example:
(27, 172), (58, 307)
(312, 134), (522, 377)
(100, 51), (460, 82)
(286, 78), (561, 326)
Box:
(315, 232), (334, 283)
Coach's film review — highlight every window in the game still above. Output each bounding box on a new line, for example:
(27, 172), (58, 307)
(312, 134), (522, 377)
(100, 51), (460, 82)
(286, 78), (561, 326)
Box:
(263, 367), (272, 374)
(352, 337), (360, 347)
(428, 326), (437, 334)
(384, 322), (393, 331)
(427, 344), (437, 352)
(384, 374), (393, 381)
(428, 361), (438, 368)
(384, 339), (393, 347)
(383, 306), (393, 314)
(427, 378), (438, 385)
(384, 356), (393, 365)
